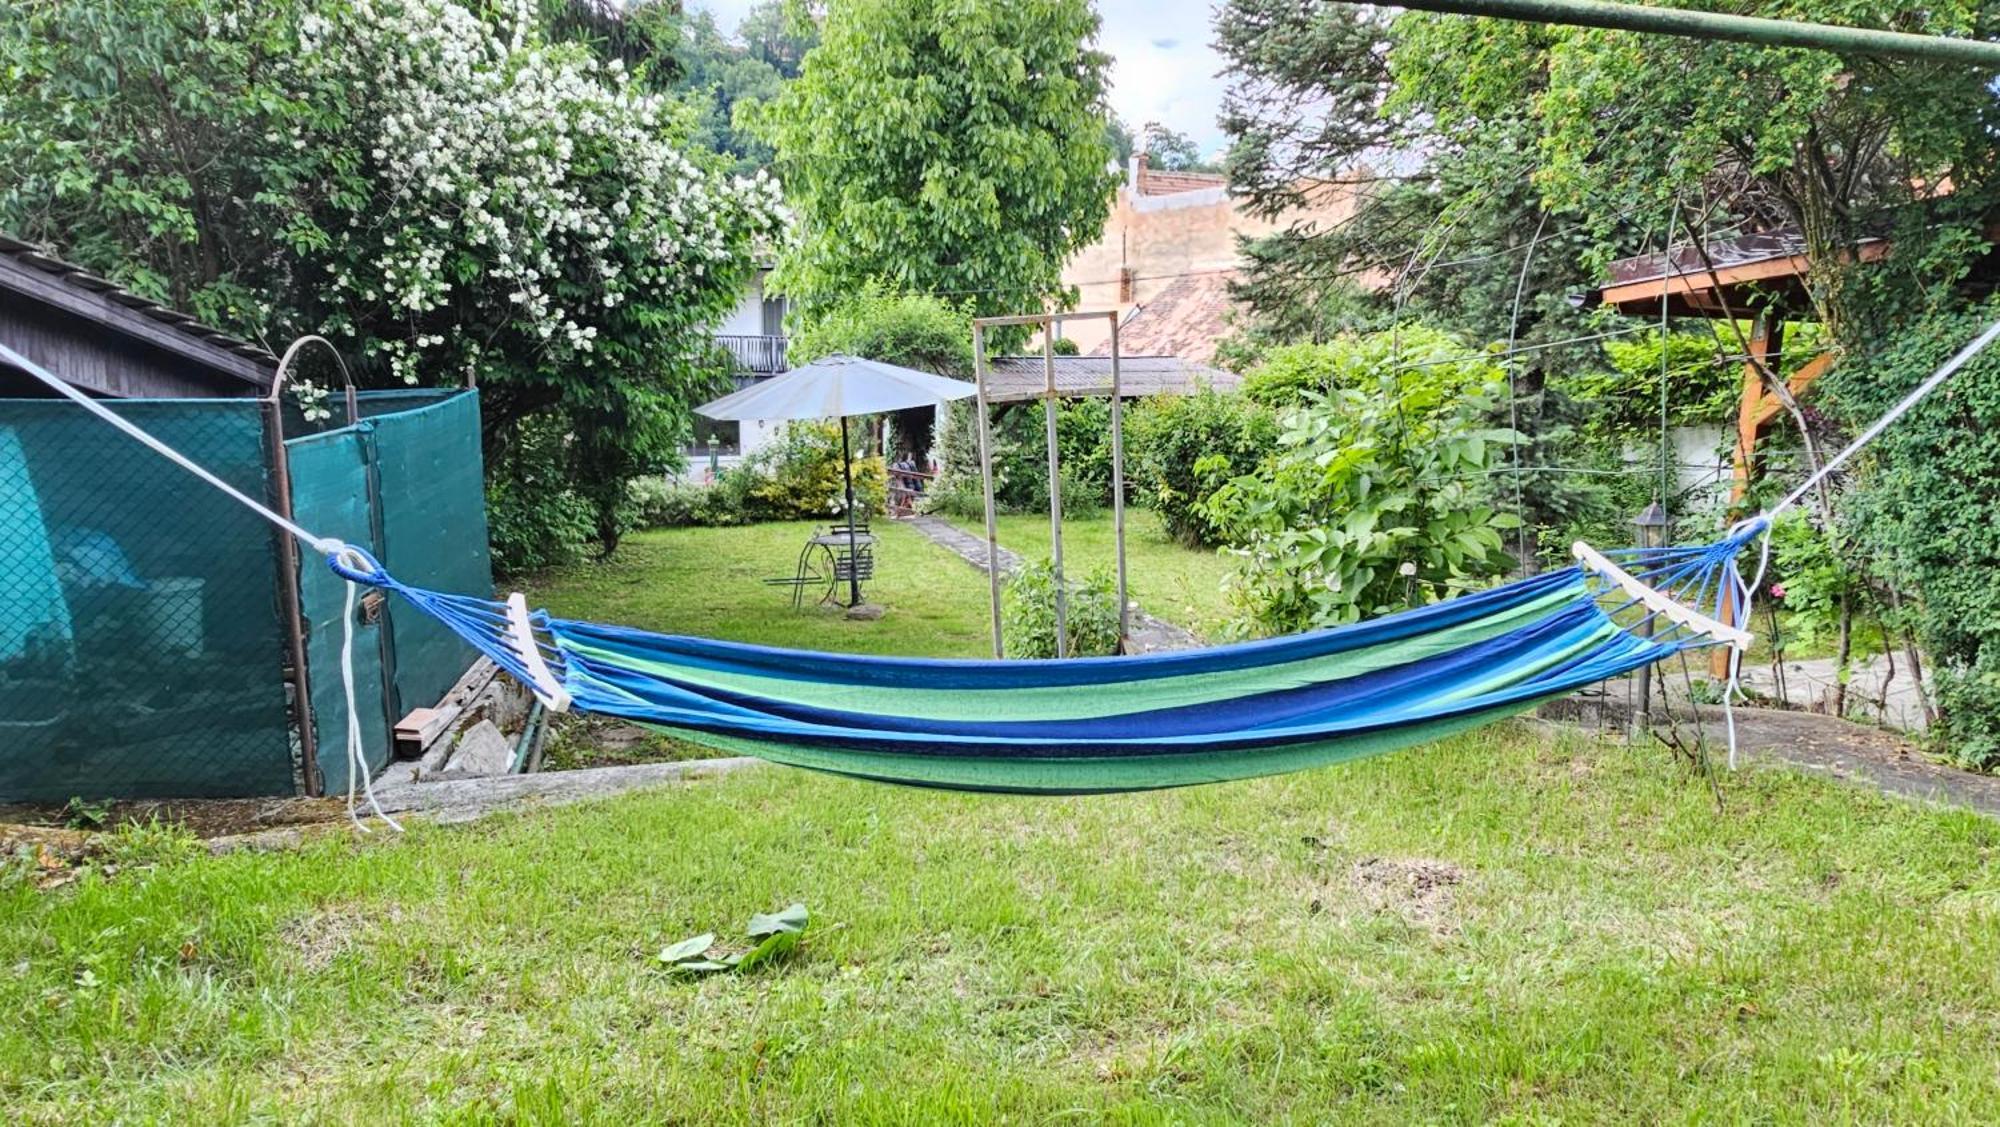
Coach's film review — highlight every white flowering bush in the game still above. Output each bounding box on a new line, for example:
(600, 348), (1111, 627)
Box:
(0, 0), (786, 558)
(281, 0), (788, 545)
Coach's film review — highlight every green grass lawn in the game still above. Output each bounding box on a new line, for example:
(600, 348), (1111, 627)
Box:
(5, 728), (2000, 1121)
(7, 520), (2000, 1121)
(528, 520), (995, 657)
(948, 509), (1240, 640)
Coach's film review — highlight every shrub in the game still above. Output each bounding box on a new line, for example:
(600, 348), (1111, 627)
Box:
(789, 285), (974, 375)
(1125, 391), (1278, 545)
(1829, 299), (2000, 767)
(626, 475), (761, 529)
(926, 399), (1108, 519)
(1200, 361), (1521, 637)
(1003, 559), (1123, 658)
(488, 420), (596, 573)
(747, 421), (887, 520)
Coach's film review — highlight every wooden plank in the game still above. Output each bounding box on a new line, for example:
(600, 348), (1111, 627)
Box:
(0, 253), (273, 389)
(393, 657), (498, 757)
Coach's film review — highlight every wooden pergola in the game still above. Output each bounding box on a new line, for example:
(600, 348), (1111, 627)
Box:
(1595, 230), (1882, 507)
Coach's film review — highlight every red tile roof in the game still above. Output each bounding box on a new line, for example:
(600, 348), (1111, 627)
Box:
(1091, 271), (1240, 365)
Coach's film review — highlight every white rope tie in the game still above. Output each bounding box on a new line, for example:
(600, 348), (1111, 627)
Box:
(0, 339), (398, 831)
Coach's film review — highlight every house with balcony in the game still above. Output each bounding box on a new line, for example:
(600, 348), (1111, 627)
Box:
(692, 268), (790, 464)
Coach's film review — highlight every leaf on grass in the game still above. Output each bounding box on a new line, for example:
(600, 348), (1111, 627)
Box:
(667, 959), (733, 975)
(746, 903), (809, 939)
(658, 933), (716, 964)
(733, 930), (801, 973)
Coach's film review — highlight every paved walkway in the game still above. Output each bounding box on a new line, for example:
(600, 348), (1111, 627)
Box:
(905, 516), (1200, 652)
(1737, 652), (1932, 731)
(1545, 683), (2000, 819)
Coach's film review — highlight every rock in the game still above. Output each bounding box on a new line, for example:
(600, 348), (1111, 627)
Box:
(414, 732), (457, 780)
(436, 720), (514, 778)
(845, 603), (886, 621)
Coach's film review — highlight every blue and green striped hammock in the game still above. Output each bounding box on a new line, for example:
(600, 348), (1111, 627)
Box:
(332, 524), (1764, 794)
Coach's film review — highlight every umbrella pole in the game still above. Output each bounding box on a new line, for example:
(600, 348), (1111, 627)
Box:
(841, 416), (862, 606)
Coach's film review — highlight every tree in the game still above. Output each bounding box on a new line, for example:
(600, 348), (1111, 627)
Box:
(760, 0), (1117, 323)
(1104, 115), (1137, 168)
(0, 0), (787, 550)
(648, 0), (819, 176)
(1141, 122), (1219, 173)
(1216, 2), (1642, 566)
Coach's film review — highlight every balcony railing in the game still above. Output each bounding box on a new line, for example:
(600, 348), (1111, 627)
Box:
(715, 334), (788, 375)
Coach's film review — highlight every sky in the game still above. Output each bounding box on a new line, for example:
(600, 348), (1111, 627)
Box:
(688, 0), (1233, 156)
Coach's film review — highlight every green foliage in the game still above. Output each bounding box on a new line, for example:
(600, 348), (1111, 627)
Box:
(1830, 300), (2000, 768)
(1201, 364), (1520, 636)
(0, 0), (784, 556)
(746, 422), (887, 521)
(1561, 331), (1739, 438)
(925, 398), (1117, 520)
(488, 444), (598, 575)
(1767, 513), (1866, 656)
(1141, 122), (1220, 173)
(653, 0), (816, 175)
(627, 474), (759, 529)
(1002, 559), (1122, 659)
(762, 0), (1117, 323)
(790, 286), (973, 374)
(1239, 327), (1494, 409)
(1125, 392), (1279, 546)
(657, 902), (809, 976)
(61, 797), (112, 832)
(95, 817), (204, 870)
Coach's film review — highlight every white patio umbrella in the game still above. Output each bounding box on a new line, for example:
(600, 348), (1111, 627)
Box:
(695, 354), (975, 606)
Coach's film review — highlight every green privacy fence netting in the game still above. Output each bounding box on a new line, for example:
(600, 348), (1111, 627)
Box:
(289, 390), (491, 795)
(0, 388), (491, 802)
(0, 399), (296, 800)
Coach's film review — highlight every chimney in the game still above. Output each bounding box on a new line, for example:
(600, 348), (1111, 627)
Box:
(1129, 151), (1148, 195)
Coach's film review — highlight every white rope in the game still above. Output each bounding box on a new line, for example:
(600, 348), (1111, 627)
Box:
(1764, 318), (2000, 522)
(340, 563), (403, 833)
(0, 339), (399, 831)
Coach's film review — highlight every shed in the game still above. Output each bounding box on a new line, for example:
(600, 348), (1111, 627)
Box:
(0, 238), (492, 801)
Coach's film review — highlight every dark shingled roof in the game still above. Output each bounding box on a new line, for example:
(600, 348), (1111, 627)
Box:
(0, 233), (275, 393)
(980, 354), (1241, 404)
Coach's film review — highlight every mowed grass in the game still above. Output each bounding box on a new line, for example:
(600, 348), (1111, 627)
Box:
(4, 727), (2000, 1121)
(527, 519), (994, 657)
(949, 509), (1240, 640)
(7, 520), (2000, 1120)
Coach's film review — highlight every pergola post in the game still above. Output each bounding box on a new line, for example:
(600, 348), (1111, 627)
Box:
(1041, 328), (1069, 658)
(972, 323), (1005, 658)
(970, 310), (1128, 658)
(1107, 314), (1129, 650)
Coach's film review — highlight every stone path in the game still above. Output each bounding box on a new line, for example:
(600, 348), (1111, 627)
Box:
(905, 515), (1200, 653)
(1544, 683), (2000, 819)
(1736, 652), (1932, 732)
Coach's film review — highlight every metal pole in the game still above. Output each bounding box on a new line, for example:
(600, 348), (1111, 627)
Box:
(973, 325), (1005, 657)
(1108, 313), (1129, 651)
(1347, 0), (2000, 67)
(1631, 501), (1668, 741)
(840, 416), (861, 607)
(262, 399), (322, 797)
(1043, 325), (1068, 658)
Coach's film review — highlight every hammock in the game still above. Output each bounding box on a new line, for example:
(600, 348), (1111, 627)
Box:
(8, 320), (1996, 811)
(329, 529), (1763, 794)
